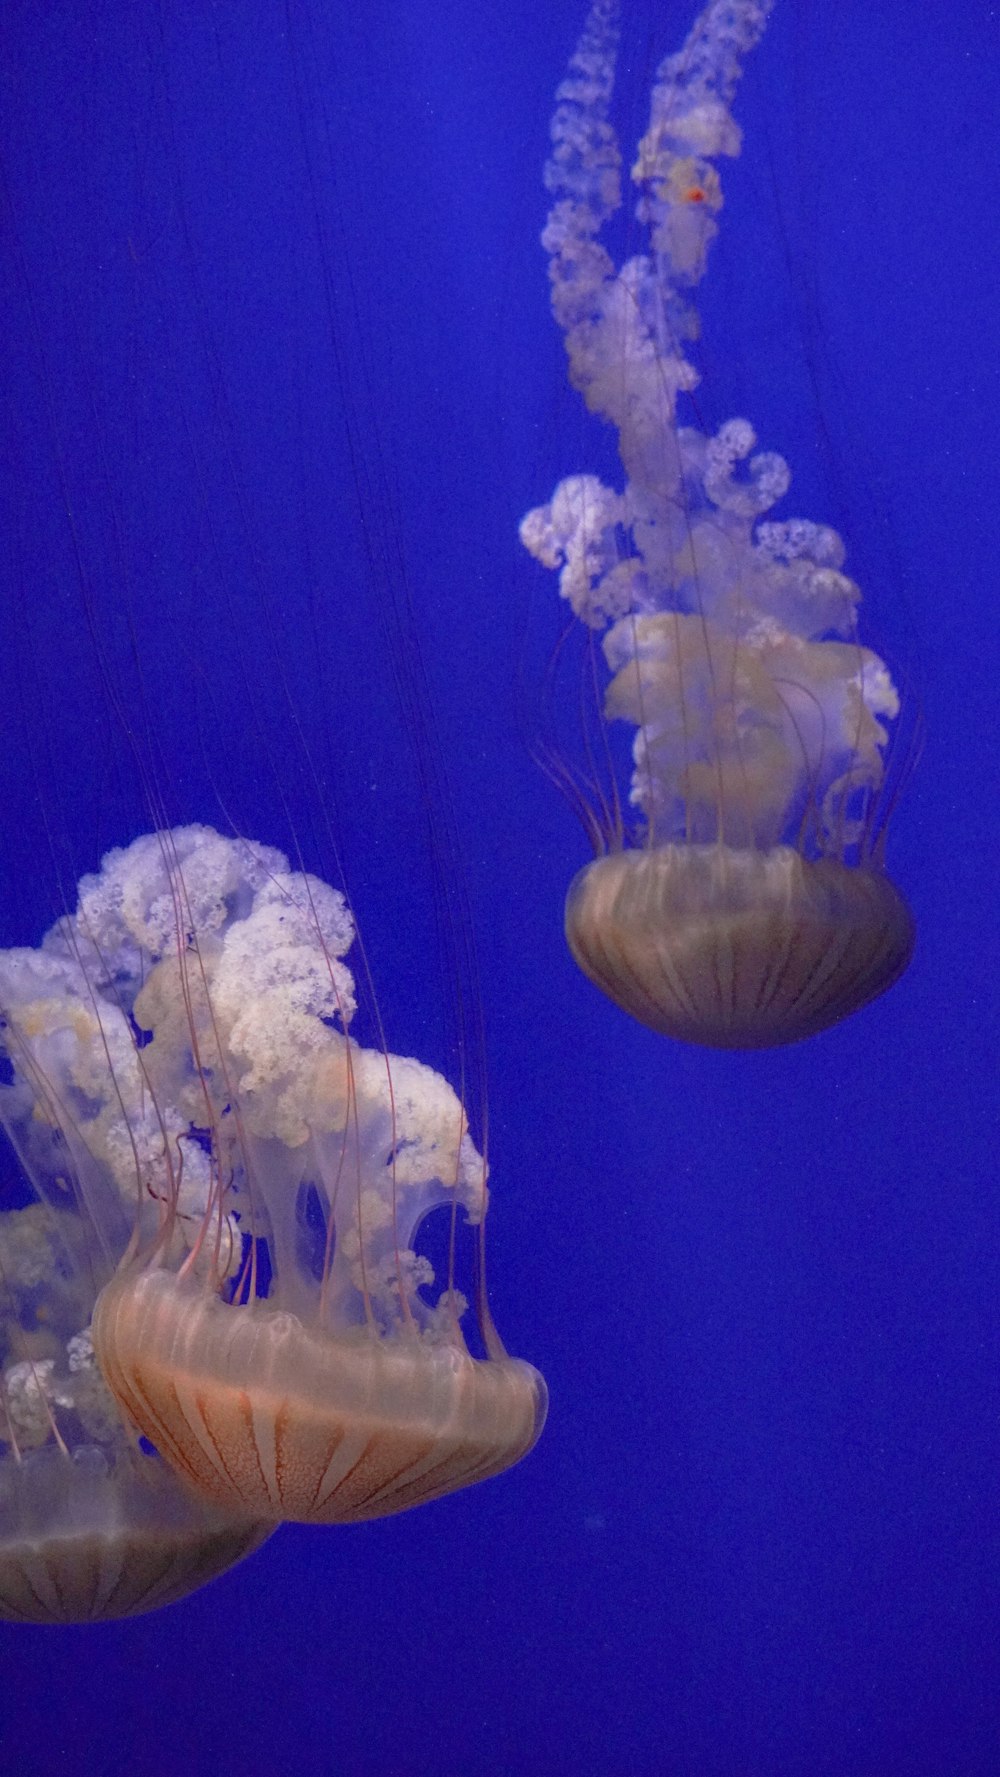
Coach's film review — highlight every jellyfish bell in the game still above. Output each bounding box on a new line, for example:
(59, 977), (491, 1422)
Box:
(0, 944), (271, 1624)
(71, 826), (547, 1525)
(564, 845), (914, 1051)
(95, 1272), (544, 1525)
(521, 0), (915, 1048)
(0, 1441), (268, 1629)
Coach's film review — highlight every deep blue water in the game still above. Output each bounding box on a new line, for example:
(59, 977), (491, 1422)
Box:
(1, 2), (999, 1773)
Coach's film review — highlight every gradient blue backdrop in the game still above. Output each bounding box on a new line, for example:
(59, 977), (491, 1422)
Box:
(1, 3), (998, 1774)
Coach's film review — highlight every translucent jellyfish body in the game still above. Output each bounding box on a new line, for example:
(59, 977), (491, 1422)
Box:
(55, 827), (548, 1523)
(520, 0), (914, 1048)
(0, 945), (270, 1623)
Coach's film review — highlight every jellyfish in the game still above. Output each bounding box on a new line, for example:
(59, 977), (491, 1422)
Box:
(0, 941), (271, 1624)
(29, 825), (549, 1525)
(520, 0), (914, 1049)
(0, 0), (544, 1562)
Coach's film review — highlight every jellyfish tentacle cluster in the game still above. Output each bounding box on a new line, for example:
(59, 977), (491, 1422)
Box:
(0, 826), (544, 1585)
(521, 0), (914, 1048)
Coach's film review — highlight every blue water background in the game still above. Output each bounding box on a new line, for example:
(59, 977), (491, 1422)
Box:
(1, 2), (998, 1773)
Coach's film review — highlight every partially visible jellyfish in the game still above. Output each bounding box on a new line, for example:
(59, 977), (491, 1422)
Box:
(0, 942), (271, 1624)
(42, 826), (548, 1524)
(520, 0), (914, 1048)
